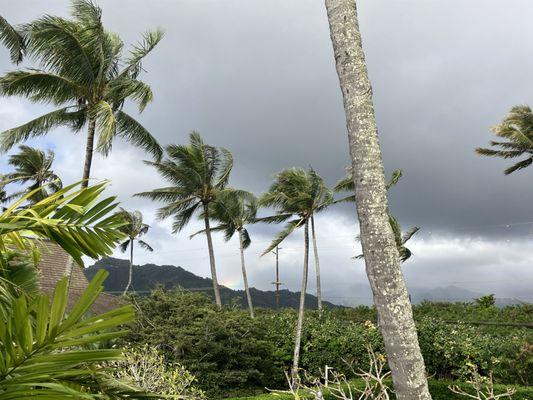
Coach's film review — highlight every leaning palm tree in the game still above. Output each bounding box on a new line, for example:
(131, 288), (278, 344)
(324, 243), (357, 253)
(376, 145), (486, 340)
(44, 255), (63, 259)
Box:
(335, 168), (419, 263)
(136, 132), (233, 308)
(476, 105), (533, 175)
(2, 145), (62, 203)
(258, 167), (333, 377)
(191, 189), (257, 317)
(115, 208), (153, 296)
(0, 0), (163, 187)
(325, 1), (431, 398)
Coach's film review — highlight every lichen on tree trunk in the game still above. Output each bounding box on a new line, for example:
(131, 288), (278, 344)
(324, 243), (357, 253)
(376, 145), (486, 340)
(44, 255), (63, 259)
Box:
(324, 0), (432, 398)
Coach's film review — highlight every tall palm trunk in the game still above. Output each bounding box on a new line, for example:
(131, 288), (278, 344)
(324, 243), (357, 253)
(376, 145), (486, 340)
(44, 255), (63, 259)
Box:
(324, 1), (431, 399)
(203, 203), (222, 308)
(122, 238), (134, 296)
(82, 118), (96, 188)
(238, 229), (254, 318)
(310, 215), (322, 315)
(292, 218), (309, 379)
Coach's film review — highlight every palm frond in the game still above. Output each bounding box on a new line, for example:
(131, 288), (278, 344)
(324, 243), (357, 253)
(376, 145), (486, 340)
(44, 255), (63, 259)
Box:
(0, 181), (125, 266)
(115, 110), (162, 160)
(504, 157), (533, 175)
(386, 169), (403, 190)
(401, 226), (420, 245)
(0, 70), (80, 105)
(91, 100), (117, 156)
(261, 218), (304, 256)
(122, 28), (164, 79)
(0, 15), (25, 64)
(0, 107), (85, 152)
(137, 239), (153, 252)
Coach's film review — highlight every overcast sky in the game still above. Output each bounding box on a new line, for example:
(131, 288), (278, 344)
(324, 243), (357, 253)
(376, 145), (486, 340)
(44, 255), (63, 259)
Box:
(1, 0), (533, 304)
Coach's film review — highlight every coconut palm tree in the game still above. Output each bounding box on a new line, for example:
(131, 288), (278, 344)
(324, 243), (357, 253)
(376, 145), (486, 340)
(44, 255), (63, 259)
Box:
(115, 208), (153, 296)
(0, 0), (163, 187)
(2, 145), (62, 203)
(191, 189), (257, 318)
(136, 132), (233, 308)
(335, 168), (419, 262)
(258, 167), (333, 377)
(324, 1), (431, 398)
(476, 105), (533, 175)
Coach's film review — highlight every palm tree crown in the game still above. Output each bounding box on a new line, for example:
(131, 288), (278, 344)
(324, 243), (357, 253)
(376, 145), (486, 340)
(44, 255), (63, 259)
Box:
(136, 131), (233, 307)
(115, 208), (153, 295)
(0, 0), (163, 185)
(116, 209), (153, 252)
(199, 189), (258, 247)
(476, 105), (533, 175)
(137, 132), (233, 232)
(334, 167), (419, 262)
(3, 145), (62, 203)
(259, 167), (333, 254)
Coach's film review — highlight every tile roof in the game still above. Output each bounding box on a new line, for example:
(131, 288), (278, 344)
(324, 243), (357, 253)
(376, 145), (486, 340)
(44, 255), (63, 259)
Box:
(36, 239), (122, 314)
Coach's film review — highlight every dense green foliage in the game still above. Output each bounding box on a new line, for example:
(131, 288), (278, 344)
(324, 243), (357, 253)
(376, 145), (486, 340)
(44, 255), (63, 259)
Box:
(126, 289), (532, 397)
(126, 289), (277, 397)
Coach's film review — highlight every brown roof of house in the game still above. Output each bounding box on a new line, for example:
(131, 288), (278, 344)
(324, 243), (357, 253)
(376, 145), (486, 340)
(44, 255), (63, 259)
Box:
(36, 240), (122, 314)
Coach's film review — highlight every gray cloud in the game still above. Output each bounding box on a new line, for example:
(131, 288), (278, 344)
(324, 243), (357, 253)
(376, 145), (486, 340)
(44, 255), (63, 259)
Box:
(1, 0), (532, 302)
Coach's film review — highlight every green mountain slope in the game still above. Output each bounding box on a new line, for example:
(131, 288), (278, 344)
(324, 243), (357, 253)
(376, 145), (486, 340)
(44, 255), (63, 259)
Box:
(84, 257), (336, 309)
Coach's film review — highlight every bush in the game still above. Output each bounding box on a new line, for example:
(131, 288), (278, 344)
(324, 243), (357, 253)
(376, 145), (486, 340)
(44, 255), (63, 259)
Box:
(127, 289), (276, 397)
(114, 344), (206, 399)
(126, 289), (533, 397)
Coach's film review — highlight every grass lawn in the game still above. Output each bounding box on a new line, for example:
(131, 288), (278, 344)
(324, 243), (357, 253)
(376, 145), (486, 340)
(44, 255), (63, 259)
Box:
(228, 379), (533, 400)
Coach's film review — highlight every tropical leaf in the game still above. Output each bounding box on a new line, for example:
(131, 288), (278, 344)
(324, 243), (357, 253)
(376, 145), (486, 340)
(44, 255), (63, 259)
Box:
(0, 181), (126, 267)
(0, 270), (151, 399)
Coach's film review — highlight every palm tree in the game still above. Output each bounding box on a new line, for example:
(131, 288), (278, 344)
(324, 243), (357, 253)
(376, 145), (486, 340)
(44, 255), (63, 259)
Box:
(258, 167), (333, 377)
(476, 105), (533, 175)
(0, 0), (163, 187)
(192, 189), (257, 317)
(136, 132), (233, 308)
(115, 208), (153, 296)
(324, 1), (431, 398)
(2, 145), (62, 203)
(335, 168), (420, 262)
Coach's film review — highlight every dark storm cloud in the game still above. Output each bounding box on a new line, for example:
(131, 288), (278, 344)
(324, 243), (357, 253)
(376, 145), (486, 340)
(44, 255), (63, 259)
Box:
(1, 0), (533, 300)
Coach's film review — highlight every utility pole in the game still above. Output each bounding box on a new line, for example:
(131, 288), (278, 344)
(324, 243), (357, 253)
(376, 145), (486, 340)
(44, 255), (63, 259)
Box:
(271, 246), (283, 309)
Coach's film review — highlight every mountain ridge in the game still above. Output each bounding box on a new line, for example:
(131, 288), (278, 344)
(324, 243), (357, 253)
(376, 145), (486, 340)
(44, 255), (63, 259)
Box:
(84, 257), (336, 309)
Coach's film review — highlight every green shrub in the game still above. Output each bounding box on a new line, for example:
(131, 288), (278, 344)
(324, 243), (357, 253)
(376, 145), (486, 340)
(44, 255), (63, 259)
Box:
(127, 288), (533, 397)
(114, 344), (206, 399)
(127, 289), (276, 397)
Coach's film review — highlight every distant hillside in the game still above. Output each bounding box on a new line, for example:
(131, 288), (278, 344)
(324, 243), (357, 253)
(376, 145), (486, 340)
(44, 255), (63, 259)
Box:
(84, 257), (337, 309)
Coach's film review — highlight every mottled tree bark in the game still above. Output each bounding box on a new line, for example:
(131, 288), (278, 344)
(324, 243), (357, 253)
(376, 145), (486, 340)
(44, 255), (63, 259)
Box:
(292, 219), (309, 379)
(310, 216), (322, 315)
(82, 118), (96, 188)
(239, 229), (255, 318)
(122, 239), (134, 296)
(203, 203), (222, 308)
(324, 1), (432, 399)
